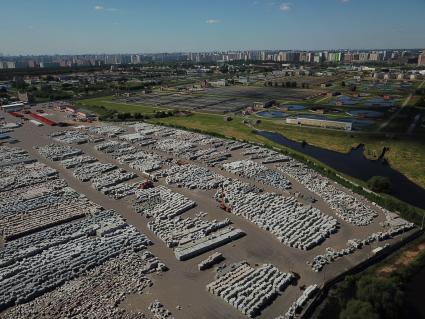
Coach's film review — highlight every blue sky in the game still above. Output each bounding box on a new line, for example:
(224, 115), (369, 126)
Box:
(1, 0), (424, 55)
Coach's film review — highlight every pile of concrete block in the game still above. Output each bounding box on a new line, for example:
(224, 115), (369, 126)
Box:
(278, 160), (378, 226)
(0, 210), (153, 310)
(198, 252), (225, 270)
(243, 146), (290, 164)
(223, 160), (291, 191)
(85, 125), (126, 137)
(0, 186), (101, 240)
(216, 180), (338, 250)
(60, 154), (97, 169)
(0, 146), (35, 167)
(133, 122), (165, 136)
(133, 186), (196, 219)
(181, 148), (231, 166)
(153, 138), (196, 155)
(119, 132), (155, 146)
(280, 285), (318, 319)
(2, 251), (164, 319)
(36, 144), (82, 161)
(147, 212), (244, 261)
(100, 181), (144, 199)
(206, 261), (294, 317)
(94, 140), (137, 157)
(148, 300), (175, 319)
(50, 130), (89, 144)
(0, 162), (58, 192)
(73, 162), (117, 182)
(160, 164), (227, 190)
(91, 168), (137, 191)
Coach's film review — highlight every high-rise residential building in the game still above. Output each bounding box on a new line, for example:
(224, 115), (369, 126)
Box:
(418, 51), (425, 66)
(131, 55), (141, 64)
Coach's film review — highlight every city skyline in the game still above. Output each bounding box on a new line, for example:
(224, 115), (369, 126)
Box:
(1, 0), (425, 55)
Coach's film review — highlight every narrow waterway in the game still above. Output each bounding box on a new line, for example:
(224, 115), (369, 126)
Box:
(257, 131), (425, 209)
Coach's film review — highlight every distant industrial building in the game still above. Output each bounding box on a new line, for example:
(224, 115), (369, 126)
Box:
(1, 102), (25, 112)
(286, 116), (352, 131)
(253, 100), (276, 109)
(208, 79), (228, 87)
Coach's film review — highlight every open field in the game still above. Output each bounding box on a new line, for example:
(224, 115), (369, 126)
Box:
(76, 96), (171, 115)
(0, 111), (418, 318)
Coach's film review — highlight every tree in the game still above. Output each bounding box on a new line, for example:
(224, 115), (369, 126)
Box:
(340, 300), (379, 319)
(355, 275), (404, 319)
(367, 176), (391, 193)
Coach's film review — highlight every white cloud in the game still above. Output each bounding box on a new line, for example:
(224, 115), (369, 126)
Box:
(279, 2), (292, 11)
(94, 5), (117, 12)
(206, 19), (222, 24)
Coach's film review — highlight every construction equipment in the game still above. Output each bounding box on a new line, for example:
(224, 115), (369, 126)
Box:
(139, 180), (154, 190)
(219, 186), (231, 213)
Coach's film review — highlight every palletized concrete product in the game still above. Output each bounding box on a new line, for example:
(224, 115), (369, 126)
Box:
(119, 132), (155, 145)
(161, 164), (227, 190)
(223, 160), (291, 191)
(147, 209), (244, 260)
(216, 180), (338, 250)
(100, 181), (143, 199)
(148, 300), (175, 319)
(133, 186), (196, 219)
(174, 228), (244, 261)
(279, 284), (319, 319)
(0, 187), (101, 240)
(60, 154), (97, 169)
(2, 251), (164, 319)
(50, 130), (89, 144)
(94, 140), (137, 157)
(0, 162), (58, 192)
(0, 210), (152, 310)
(198, 252), (225, 270)
(242, 145), (290, 163)
(0, 146), (35, 167)
(277, 160), (381, 226)
(36, 144), (83, 161)
(85, 125), (126, 137)
(206, 261), (294, 317)
(91, 168), (137, 191)
(73, 162), (117, 182)
(153, 138), (196, 155)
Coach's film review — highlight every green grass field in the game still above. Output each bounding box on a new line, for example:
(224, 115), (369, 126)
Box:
(76, 96), (170, 115)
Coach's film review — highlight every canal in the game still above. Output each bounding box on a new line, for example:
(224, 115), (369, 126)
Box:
(257, 131), (425, 209)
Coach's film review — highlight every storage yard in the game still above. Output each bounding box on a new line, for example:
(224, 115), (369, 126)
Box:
(0, 111), (418, 319)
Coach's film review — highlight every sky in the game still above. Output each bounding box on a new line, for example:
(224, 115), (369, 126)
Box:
(0, 0), (425, 55)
